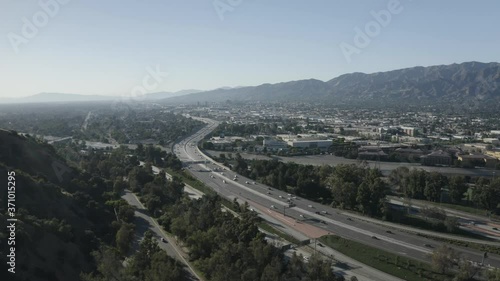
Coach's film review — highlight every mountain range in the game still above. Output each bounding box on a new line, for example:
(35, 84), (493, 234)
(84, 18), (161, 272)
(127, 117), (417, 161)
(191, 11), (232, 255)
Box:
(161, 61), (500, 104)
(3, 62), (499, 105)
(0, 89), (202, 104)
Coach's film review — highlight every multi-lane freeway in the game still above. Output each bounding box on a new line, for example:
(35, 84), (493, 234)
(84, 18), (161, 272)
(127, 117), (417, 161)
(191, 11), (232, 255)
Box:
(173, 117), (500, 269)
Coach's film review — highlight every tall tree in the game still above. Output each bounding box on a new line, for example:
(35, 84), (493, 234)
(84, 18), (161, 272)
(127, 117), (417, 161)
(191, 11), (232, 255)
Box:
(431, 245), (458, 274)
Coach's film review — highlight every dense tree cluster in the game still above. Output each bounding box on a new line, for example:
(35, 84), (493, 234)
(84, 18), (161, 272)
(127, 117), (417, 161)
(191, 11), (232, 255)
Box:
(326, 164), (387, 216)
(327, 139), (358, 159)
(82, 231), (186, 281)
(158, 195), (343, 281)
(208, 120), (307, 138)
(232, 157), (333, 202)
(129, 167), (185, 216)
(232, 158), (388, 216)
(135, 144), (182, 170)
(390, 167), (500, 213)
(470, 177), (500, 213)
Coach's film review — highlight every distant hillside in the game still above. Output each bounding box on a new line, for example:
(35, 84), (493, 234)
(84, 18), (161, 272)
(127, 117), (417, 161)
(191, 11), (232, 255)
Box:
(3, 93), (115, 103)
(1, 89), (201, 104)
(142, 89), (202, 100)
(162, 61), (500, 104)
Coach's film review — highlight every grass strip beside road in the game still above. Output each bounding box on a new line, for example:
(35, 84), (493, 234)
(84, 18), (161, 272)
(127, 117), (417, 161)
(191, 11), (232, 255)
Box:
(167, 168), (241, 212)
(394, 213), (494, 241)
(258, 222), (301, 245)
(319, 235), (451, 281)
(389, 195), (500, 221)
(168, 169), (216, 196)
(415, 232), (500, 255)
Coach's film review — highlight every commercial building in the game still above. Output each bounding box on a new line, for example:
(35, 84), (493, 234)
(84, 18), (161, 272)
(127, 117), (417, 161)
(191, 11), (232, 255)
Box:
(485, 151), (500, 160)
(421, 150), (452, 166)
(458, 154), (498, 168)
(287, 140), (332, 149)
(401, 126), (419, 137)
(483, 138), (500, 146)
(358, 150), (388, 161)
(394, 148), (424, 159)
(263, 139), (288, 150)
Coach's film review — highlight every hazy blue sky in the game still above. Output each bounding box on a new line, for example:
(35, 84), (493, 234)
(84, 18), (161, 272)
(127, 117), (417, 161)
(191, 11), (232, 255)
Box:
(1, 0), (499, 98)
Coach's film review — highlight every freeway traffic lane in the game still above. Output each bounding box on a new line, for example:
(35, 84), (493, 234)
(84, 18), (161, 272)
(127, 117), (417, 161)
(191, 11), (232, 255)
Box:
(174, 120), (500, 269)
(191, 158), (500, 268)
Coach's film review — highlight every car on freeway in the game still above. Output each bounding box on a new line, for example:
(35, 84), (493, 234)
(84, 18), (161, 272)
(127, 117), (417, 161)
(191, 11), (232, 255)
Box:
(267, 192), (271, 194)
(321, 211), (327, 214)
(245, 181), (249, 184)
(252, 182), (256, 184)
(160, 238), (166, 243)
(308, 205), (313, 208)
(279, 195), (283, 198)
(222, 180), (226, 183)
(270, 205), (275, 209)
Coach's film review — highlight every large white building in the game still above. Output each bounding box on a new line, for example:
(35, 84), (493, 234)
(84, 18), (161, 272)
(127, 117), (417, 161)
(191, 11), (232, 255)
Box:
(400, 126), (419, 137)
(263, 139), (288, 150)
(287, 140), (332, 149)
